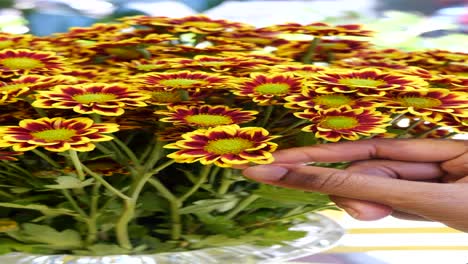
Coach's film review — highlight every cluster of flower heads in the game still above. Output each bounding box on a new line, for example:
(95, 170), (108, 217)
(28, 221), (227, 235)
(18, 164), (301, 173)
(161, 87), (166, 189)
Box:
(0, 15), (466, 167)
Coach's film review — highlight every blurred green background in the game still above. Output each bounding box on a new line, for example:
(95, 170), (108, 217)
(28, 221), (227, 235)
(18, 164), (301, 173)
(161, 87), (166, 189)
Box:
(0, 0), (467, 51)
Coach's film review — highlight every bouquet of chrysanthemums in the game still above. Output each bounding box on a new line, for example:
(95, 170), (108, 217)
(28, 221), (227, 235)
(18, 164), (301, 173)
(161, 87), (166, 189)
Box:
(0, 15), (466, 255)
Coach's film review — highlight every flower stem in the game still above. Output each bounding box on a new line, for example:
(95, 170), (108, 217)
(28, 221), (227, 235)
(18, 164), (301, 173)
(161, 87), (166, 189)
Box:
(115, 159), (176, 249)
(302, 37), (321, 64)
(178, 164), (212, 203)
(115, 199), (134, 249)
(143, 140), (164, 172)
(31, 149), (60, 168)
(90, 113), (102, 123)
(225, 194), (259, 220)
(390, 113), (406, 125)
(259, 105), (274, 128)
(22, 96), (48, 117)
(86, 182), (101, 245)
(217, 168), (233, 195)
(112, 136), (141, 168)
(169, 200), (182, 240)
(148, 177), (181, 240)
(415, 126), (440, 138)
(82, 165), (131, 200)
(132, 160), (176, 201)
(278, 119), (309, 135)
(397, 119), (423, 138)
(69, 150), (85, 181)
(61, 189), (88, 219)
(265, 110), (291, 129)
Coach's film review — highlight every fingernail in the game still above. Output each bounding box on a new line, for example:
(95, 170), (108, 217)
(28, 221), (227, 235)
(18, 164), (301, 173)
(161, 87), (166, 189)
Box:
(343, 207), (360, 219)
(243, 165), (289, 181)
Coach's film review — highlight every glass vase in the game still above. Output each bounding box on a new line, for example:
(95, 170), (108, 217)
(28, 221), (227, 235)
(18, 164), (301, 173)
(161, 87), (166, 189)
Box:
(0, 213), (344, 264)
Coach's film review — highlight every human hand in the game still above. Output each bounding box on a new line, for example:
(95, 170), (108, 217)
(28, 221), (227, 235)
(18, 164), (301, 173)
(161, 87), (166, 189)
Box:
(242, 139), (468, 232)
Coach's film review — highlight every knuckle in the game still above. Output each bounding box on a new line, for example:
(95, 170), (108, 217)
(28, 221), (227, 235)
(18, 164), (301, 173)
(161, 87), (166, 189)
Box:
(316, 170), (354, 192)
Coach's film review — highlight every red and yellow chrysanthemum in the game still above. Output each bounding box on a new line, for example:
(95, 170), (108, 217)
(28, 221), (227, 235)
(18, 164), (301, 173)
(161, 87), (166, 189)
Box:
(0, 117), (119, 152)
(275, 39), (369, 61)
(1, 75), (76, 104)
(333, 58), (409, 70)
(268, 64), (326, 78)
(32, 83), (150, 116)
(0, 49), (66, 77)
(221, 52), (293, 65)
(0, 149), (22, 161)
(134, 71), (230, 91)
(311, 69), (428, 96)
(408, 121), (452, 139)
(294, 107), (392, 141)
(173, 55), (263, 72)
(257, 22), (372, 36)
(355, 48), (421, 63)
(420, 50), (468, 66)
(167, 15), (254, 34)
(0, 33), (32, 50)
(284, 89), (380, 110)
(157, 126), (194, 142)
(155, 105), (258, 128)
(232, 73), (305, 105)
(382, 89), (468, 119)
(87, 34), (176, 60)
(164, 124), (278, 167)
(437, 115), (467, 134)
(217, 31), (283, 46)
(53, 23), (128, 41)
(120, 57), (188, 72)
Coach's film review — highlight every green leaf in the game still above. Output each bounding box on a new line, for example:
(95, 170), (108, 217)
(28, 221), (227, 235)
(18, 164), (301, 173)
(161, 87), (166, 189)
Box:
(386, 128), (407, 135)
(44, 176), (94, 189)
(10, 187), (31, 194)
(179, 196), (240, 214)
(186, 234), (258, 249)
(0, 202), (76, 217)
(73, 244), (131, 255)
(0, 238), (56, 254)
(195, 213), (243, 236)
(294, 131), (317, 146)
(9, 223), (83, 249)
(138, 192), (169, 212)
(248, 224), (307, 246)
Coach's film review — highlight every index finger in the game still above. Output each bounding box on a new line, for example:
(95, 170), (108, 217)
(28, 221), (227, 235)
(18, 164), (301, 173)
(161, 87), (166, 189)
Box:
(272, 139), (467, 163)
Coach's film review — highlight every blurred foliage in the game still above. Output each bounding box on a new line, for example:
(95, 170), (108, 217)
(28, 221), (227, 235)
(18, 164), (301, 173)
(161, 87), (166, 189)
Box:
(0, 1), (466, 52)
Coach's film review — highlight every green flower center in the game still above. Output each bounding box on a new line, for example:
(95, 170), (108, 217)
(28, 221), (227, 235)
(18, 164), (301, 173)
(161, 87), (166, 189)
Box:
(185, 114), (233, 127)
(205, 138), (254, 155)
(159, 78), (206, 88)
(320, 116), (359, 129)
(0, 83), (28, 91)
(318, 43), (349, 50)
(255, 83), (290, 94)
(152, 90), (184, 103)
(137, 64), (162, 71)
(200, 61), (229, 67)
(104, 48), (141, 59)
(313, 94), (353, 108)
(338, 78), (386, 87)
(73, 93), (117, 104)
(1, 58), (45, 70)
(32, 128), (76, 141)
(398, 97), (442, 109)
(0, 40), (14, 49)
(183, 21), (221, 29)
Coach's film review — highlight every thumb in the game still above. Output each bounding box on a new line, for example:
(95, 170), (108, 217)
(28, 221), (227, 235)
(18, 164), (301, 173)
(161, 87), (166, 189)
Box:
(242, 164), (456, 217)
